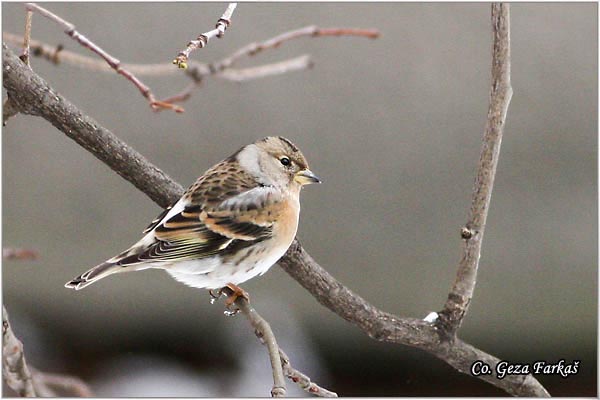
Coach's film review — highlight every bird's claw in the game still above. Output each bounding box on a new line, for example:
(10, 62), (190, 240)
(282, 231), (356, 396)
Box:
(222, 283), (249, 316)
(208, 284), (249, 316)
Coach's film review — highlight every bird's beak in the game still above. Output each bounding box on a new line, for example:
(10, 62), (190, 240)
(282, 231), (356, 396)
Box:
(294, 169), (322, 185)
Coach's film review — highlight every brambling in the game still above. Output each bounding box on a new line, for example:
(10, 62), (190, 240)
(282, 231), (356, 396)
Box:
(65, 137), (320, 298)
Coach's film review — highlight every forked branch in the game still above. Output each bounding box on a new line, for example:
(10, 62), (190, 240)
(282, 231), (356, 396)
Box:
(173, 3), (237, 69)
(23, 3), (183, 112)
(4, 20), (378, 110)
(221, 287), (337, 397)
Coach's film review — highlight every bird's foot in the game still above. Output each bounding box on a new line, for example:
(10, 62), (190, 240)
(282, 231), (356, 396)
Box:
(221, 283), (249, 316)
(208, 284), (249, 315)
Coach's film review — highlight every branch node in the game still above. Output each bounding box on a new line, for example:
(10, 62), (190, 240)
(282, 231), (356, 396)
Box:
(51, 44), (64, 65)
(460, 226), (475, 240)
(271, 386), (286, 397)
(173, 3), (237, 67)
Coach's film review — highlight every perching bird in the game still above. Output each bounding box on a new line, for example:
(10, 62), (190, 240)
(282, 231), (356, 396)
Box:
(65, 137), (320, 297)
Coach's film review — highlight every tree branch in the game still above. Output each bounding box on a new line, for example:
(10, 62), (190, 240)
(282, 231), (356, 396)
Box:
(219, 284), (337, 396)
(210, 26), (379, 73)
(23, 3), (183, 112)
(1, 4), (549, 396)
(437, 2), (513, 337)
(279, 349), (337, 397)
(4, 21), (377, 108)
(173, 3), (237, 69)
(20, 9), (32, 66)
(3, 31), (313, 89)
(224, 290), (287, 397)
(2, 248), (39, 261)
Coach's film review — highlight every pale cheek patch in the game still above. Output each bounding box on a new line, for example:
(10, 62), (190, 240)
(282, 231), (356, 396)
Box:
(236, 144), (262, 178)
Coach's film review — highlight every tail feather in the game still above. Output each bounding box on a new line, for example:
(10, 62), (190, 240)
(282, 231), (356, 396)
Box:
(65, 233), (157, 290)
(65, 261), (121, 290)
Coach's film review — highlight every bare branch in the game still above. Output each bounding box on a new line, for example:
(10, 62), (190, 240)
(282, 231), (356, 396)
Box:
(279, 349), (337, 397)
(21, 9), (33, 65)
(437, 2), (513, 337)
(4, 32), (312, 87)
(219, 287), (337, 397)
(3, 32), (180, 73)
(173, 3), (237, 69)
(2, 306), (36, 397)
(221, 289), (286, 397)
(158, 55), (313, 106)
(23, 3), (183, 112)
(4, 23), (375, 109)
(217, 55), (313, 82)
(3, 248), (39, 261)
(212, 26), (379, 72)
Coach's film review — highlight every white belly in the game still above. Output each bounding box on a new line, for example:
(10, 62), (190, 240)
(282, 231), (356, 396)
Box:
(165, 238), (291, 289)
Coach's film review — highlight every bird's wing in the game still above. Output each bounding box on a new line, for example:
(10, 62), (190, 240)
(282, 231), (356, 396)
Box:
(116, 163), (282, 266)
(200, 185), (282, 240)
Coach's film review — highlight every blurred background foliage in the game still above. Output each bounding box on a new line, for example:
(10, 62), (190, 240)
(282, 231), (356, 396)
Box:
(2, 2), (596, 396)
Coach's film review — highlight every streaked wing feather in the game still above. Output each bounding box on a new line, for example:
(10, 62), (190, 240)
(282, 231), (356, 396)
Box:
(201, 186), (281, 240)
(122, 158), (281, 266)
(143, 204), (172, 233)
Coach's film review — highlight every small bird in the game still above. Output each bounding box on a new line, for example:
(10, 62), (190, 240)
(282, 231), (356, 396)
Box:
(65, 137), (320, 299)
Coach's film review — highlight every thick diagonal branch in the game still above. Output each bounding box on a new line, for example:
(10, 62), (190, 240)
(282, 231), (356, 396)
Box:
(2, 34), (548, 395)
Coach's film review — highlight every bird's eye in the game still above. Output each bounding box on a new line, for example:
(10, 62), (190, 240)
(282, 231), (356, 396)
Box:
(279, 157), (291, 166)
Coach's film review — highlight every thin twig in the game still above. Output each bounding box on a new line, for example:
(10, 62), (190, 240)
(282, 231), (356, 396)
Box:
(219, 288), (286, 397)
(217, 55), (313, 83)
(4, 22), (374, 109)
(212, 26), (379, 73)
(173, 3), (237, 69)
(279, 349), (337, 397)
(21, 9), (33, 65)
(2, 248), (39, 261)
(159, 55), (313, 105)
(23, 3), (183, 112)
(4, 31), (313, 88)
(3, 32), (179, 73)
(437, 2), (513, 338)
(222, 291), (337, 397)
(2, 306), (36, 397)
(1, 4), (549, 395)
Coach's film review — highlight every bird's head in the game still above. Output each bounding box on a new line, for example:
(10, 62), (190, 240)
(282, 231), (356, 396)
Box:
(236, 136), (321, 190)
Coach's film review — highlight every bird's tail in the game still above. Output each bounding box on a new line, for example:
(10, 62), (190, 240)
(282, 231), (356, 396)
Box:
(64, 261), (123, 290)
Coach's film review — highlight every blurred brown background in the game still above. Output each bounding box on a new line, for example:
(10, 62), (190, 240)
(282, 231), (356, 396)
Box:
(2, 2), (597, 396)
